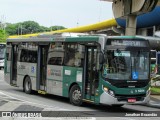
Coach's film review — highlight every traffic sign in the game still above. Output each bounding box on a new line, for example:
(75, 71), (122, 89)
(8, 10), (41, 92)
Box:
(132, 72), (138, 80)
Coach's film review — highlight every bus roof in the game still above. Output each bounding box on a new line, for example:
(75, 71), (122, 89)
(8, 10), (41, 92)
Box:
(136, 35), (160, 50)
(7, 34), (101, 43)
(107, 35), (148, 40)
(7, 33), (149, 43)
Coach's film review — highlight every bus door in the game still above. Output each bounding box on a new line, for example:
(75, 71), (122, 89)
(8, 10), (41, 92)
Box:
(84, 46), (99, 101)
(10, 44), (18, 85)
(37, 45), (49, 91)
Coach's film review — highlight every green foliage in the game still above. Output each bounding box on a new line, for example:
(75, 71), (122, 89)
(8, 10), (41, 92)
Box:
(20, 21), (42, 34)
(39, 26), (50, 32)
(151, 87), (160, 94)
(0, 29), (7, 43)
(5, 23), (17, 35)
(5, 21), (66, 35)
(50, 26), (66, 31)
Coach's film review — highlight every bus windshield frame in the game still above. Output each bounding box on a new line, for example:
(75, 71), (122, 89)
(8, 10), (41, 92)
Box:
(102, 39), (150, 81)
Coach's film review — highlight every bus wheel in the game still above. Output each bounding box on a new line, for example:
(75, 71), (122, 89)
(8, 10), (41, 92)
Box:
(24, 76), (32, 94)
(69, 85), (82, 106)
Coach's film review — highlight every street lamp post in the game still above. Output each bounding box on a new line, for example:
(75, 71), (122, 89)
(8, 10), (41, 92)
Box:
(21, 25), (23, 35)
(18, 25), (23, 35)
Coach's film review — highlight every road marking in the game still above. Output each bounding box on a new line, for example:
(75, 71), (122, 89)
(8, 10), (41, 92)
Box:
(0, 102), (23, 111)
(113, 118), (137, 120)
(9, 117), (96, 120)
(0, 90), (69, 111)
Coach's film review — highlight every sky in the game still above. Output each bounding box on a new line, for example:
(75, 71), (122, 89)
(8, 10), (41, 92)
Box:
(0, 0), (113, 28)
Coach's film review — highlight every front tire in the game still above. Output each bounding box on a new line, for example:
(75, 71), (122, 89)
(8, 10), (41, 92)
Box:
(24, 76), (32, 94)
(69, 84), (82, 106)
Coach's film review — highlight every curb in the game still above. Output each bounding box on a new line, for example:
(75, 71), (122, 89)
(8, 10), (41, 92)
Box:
(146, 102), (160, 109)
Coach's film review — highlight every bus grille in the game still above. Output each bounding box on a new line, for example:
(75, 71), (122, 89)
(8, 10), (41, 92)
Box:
(115, 94), (146, 102)
(107, 80), (149, 88)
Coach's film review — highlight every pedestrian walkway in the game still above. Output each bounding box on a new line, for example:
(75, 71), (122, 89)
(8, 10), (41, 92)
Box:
(151, 95), (160, 102)
(148, 95), (160, 108)
(0, 91), (96, 119)
(0, 90), (159, 119)
(0, 92), (46, 113)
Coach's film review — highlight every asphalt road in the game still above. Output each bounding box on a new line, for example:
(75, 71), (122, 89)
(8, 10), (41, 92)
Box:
(0, 69), (160, 120)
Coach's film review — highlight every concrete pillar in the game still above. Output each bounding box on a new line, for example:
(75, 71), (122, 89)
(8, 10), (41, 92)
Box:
(137, 28), (147, 36)
(125, 15), (137, 36)
(153, 26), (156, 36)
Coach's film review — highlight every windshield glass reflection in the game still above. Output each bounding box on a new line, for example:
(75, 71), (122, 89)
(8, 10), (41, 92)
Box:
(103, 50), (149, 80)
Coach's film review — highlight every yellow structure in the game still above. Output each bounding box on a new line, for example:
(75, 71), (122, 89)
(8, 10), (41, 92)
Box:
(9, 18), (117, 38)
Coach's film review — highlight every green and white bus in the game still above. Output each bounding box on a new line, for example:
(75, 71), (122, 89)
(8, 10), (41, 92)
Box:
(4, 33), (151, 106)
(0, 43), (6, 69)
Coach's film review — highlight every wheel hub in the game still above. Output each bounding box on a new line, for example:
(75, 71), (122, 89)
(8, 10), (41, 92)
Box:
(73, 89), (81, 101)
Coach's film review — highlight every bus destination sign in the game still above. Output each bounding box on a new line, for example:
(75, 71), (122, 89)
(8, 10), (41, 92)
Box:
(111, 40), (147, 47)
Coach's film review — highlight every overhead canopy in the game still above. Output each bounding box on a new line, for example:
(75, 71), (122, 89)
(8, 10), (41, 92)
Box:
(116, 6), (160, 28)
(101, 0), (160, 3)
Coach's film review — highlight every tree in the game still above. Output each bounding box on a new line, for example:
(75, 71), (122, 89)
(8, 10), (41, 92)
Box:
(39, 26), (50, 32)
(50, 26), (66, 31)
(21, 21), (41, 34)
(5, 21), (66, 35)
(0, 29), (7, 43)
(5, 23), (17, 35)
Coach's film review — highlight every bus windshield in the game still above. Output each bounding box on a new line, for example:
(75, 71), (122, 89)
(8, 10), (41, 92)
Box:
(0, 45), (5, 59)
(103, 49), (149, 80)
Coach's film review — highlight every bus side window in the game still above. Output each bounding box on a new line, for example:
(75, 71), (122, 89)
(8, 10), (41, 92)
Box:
(20, 43), (38, 63)
(20, 50), (23, 62)
(27, 50), (37, 63)
(20, 49), (28, 62)
(65, 48), (75, 66)
(48, 57), (62, 65)
(64, 43), (84, 67)
(33, 51), (37, 63)
(48, 43), (64, 66)
(48, 52), (63, 65)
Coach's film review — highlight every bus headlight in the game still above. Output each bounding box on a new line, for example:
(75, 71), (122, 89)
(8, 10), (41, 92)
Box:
(108, 90), (115, 97)
(103, 86), (109, 92)
(103, 86), (115, 97)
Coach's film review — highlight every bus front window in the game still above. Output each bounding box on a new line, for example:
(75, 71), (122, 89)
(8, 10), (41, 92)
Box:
(103, 50), (149, 80)
(131, 51), (149, 80)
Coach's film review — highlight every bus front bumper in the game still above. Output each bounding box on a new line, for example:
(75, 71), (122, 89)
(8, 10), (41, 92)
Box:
(100, 91), (150, 105)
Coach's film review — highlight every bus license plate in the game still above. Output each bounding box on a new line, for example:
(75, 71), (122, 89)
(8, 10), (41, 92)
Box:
(128, 98), (136, 103)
